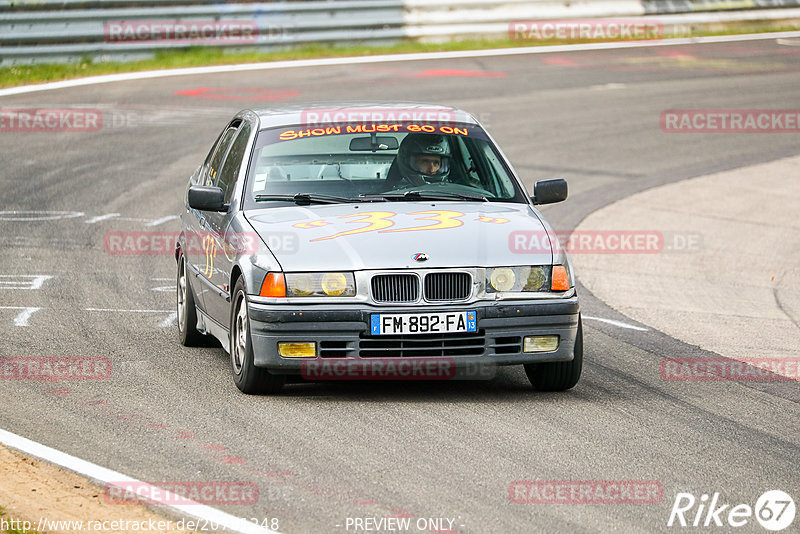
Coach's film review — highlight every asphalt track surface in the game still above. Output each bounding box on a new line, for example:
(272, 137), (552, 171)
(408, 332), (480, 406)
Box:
(1, 39), (799, 533)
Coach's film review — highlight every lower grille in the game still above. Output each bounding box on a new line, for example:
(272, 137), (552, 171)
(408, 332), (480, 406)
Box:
(358, 331), (486, 358)
(319, 340), (350, 358)
(491, 336), (522, 355)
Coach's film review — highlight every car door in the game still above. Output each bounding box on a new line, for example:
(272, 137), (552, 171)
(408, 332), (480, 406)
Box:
(204, 120), (253, 326)
(183, 127), (224, 313)
(190, 122), (240, 312)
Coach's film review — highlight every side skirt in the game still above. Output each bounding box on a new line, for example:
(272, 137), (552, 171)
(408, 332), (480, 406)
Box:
(197, 308), (231, 354)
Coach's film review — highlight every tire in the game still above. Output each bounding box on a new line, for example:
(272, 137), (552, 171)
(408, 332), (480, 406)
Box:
(177, 252), (205, 347)
(524, 315), (583, 391)
(230, 278), (285, 394)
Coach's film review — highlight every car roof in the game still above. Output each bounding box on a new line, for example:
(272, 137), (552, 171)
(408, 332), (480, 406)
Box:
(246, 102), (480, 129)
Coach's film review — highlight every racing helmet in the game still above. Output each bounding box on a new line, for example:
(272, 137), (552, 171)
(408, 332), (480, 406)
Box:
(396, 133), (451, 184)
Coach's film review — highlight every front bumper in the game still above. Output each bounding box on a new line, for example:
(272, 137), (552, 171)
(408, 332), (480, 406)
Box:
(247, 297), (580, 373)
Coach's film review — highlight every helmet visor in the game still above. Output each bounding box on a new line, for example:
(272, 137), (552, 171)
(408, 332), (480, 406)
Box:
(409, 154), (450, 176)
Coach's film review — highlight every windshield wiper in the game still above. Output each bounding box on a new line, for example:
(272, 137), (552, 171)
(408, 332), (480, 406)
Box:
(363, 190), (488, 202)
(254, 193), (356, 205)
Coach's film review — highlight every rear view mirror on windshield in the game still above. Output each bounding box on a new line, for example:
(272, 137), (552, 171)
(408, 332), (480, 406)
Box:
(349, 135), (399, 152)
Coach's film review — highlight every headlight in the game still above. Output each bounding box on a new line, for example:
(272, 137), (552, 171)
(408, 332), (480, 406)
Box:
(290, 274), (314, 296)
(486, 266), (550, 293)
(524, 266), (547, 291)
(321, 273), (348, 296)
(489, 268), (515, 292)
(285, 272), (355, 297)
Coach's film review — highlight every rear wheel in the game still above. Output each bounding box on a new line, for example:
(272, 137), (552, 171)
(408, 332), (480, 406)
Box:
(177, 252), (205, 346)
(524, 316), (583, 391)
(230, 278), (285, 394)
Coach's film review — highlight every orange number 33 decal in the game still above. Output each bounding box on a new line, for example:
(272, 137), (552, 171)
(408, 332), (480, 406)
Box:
(311, 211), (396, 241)
(382, 210), (465, 233)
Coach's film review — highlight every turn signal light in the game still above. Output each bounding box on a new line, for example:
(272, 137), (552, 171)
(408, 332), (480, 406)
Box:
(551, 265), (570, 291)
(260, 273), (286, 297)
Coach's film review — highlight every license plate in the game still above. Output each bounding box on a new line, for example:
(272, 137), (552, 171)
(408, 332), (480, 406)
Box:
(370, 311), (477, 335)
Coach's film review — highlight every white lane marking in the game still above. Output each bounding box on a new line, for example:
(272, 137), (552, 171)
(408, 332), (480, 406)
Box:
(83, 308), (171, 313)
(0, 428), (279, 534)
(583, 315), (649, 331)
(85, 213), (120, 224)
(2, 31), (800, 97)
(0, 275), (54, 290)
(72, 162), (102, 173)
(151, 277), (173, 281)
(159, 311), (178, 327)
(589, 83), (626, 90)
(83, 308), (176, 327)
(777, 38), (800, 46)
(117, 217), (158, 223)
(0, 211), (84, 221)
(0, 306), (42, 327)
(144, 215), (179, 227)
(151, 285), (175, 292)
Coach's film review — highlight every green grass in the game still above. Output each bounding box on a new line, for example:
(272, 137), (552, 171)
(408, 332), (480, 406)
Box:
(1, 20), (799, 88)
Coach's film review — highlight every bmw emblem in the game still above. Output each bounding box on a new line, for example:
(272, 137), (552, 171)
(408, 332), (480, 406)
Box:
(412, 253), (429, 262)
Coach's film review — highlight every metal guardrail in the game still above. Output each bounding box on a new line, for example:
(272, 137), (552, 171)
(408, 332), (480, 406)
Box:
(0, 1), (406, 64)
(642, 0), (800, 14)
(1, 0), (800, 65)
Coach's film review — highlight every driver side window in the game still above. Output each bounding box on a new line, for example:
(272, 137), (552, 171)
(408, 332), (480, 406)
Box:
(205, 127), (238, 186)
(216, 122), (252, 203)
(199, 121), (241, 187)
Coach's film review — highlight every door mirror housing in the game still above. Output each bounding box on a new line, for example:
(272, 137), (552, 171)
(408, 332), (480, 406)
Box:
(532, 178), (568, 205)
(188, 186), (227, 212)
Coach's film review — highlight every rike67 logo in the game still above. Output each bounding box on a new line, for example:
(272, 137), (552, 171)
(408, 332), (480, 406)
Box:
(668, 490), (795, 531)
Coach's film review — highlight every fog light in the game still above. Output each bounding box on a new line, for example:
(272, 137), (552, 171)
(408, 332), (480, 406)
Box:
(278, 342), (316, 358)
(523, 335), (559, 353)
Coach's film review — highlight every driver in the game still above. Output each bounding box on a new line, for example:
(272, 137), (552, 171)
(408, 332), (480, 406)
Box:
(390, 133), (451, 187)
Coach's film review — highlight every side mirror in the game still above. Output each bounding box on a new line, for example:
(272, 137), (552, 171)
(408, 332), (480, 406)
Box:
(188, 186), (226, 212)
(532, 178), (568, 205)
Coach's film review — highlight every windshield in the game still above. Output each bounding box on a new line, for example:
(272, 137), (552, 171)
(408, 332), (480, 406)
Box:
(243, 122), (526, 207)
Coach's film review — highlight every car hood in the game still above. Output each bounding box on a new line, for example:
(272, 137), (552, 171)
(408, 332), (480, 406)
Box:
(244, 202), (552, 271)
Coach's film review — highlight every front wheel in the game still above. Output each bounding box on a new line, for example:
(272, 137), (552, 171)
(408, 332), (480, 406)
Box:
(524, 316), (583, 391)
(230, 278), (285, 395)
